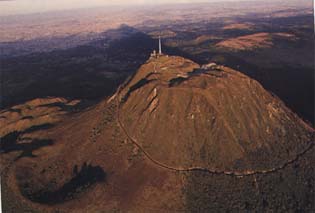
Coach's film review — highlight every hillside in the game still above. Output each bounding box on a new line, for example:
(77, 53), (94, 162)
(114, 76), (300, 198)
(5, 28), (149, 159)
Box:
(215, 32), (297, 51)
(1, 55), (314, 212)
(119, 55), (313, 171)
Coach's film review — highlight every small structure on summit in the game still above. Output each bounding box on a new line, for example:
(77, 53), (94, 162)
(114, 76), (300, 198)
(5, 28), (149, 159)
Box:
(150, 50), (157, 58)
(201, 62), (224, 72)
(150, 36), (165, 59)
(201, 63), (217, 70)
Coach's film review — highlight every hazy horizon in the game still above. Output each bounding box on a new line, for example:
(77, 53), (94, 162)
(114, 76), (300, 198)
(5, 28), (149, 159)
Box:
(0, 0), (307, 16)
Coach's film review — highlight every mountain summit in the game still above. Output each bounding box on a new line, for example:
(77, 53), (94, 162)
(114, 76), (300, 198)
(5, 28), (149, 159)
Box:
(1, 55), (314, 212)
(118, 55), (313, 172)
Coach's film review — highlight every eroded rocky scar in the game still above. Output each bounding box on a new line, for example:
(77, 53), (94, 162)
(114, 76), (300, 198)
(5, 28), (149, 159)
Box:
(121, 78), (157, 103)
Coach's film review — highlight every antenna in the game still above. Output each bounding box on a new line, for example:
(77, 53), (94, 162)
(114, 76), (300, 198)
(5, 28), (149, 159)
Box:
(159, 35), (162, 55)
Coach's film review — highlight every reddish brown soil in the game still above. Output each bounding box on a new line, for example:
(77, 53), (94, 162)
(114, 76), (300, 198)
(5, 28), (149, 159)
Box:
(120, 56), (313, 171)
(1, 56), (314, 212)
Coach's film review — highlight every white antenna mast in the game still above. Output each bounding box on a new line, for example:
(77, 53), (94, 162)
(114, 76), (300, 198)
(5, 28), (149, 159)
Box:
(159, 35), (162, 55)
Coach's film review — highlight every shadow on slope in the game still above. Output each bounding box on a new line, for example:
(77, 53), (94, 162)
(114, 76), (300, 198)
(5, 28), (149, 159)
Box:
(0, 124), (55, 160)
(21, 163), (106, 204)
